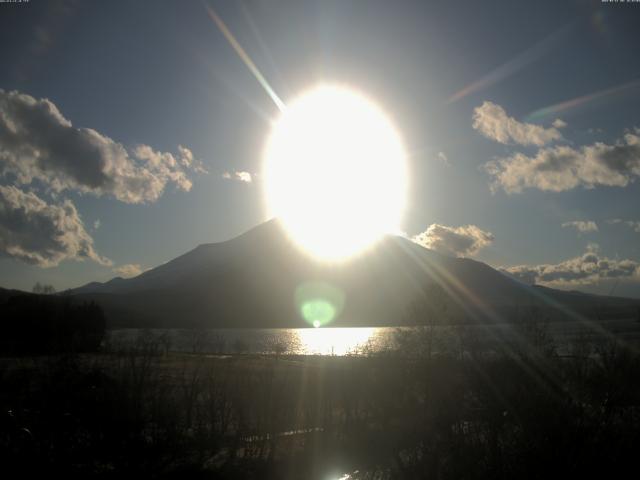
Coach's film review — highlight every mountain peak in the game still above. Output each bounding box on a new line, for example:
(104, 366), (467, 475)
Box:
(69, 220), (640, 328)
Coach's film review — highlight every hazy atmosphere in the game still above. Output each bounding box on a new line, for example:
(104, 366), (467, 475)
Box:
(1, 0), (639, 296)
(2, 2), (640, 479)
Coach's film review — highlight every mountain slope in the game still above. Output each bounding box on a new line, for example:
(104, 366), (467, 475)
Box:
(71, 220), (640, 328)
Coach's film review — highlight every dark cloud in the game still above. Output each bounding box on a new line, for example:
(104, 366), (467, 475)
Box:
(0, 185), (110, 267)
(412, 224), (494, 257)
(0, 89), (205, 203)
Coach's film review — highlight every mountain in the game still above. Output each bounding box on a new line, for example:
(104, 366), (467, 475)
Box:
(70, 219), (640, 328)
(0, 287), (35, 303)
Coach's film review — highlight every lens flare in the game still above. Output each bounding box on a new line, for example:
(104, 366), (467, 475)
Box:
(302, 300), (336, 326)
(204, 3), (284, 111)
(448, 23), (573, 104)
(526, 78), (640, 122)
(295, 281), (345, 327)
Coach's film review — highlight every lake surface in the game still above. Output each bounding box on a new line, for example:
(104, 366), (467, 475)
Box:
(108, 318), (640, 356)
(108, 327), (386, 355)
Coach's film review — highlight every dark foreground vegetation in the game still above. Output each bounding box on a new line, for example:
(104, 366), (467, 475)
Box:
(2, 315), (640, 479)
(0, 293), (105, 354)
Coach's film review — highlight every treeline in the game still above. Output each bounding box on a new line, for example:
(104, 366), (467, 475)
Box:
(0, 293), (106, 355)
(1, 325), (640, 479)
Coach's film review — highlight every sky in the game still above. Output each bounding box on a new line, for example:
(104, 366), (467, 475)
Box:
(1, 0), (640, 297)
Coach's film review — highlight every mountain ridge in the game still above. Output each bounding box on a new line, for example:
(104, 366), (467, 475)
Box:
(67, 219), (640, 328)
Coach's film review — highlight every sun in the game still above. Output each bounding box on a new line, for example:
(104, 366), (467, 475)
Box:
(263, 85), (408, 261)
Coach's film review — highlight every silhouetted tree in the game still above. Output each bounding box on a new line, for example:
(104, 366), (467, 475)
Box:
(32, 282), (56, 295)
(398, 283), (453, 358)
(0, 294), (105, 354)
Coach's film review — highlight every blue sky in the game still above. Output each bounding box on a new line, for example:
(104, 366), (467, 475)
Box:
(1, 0), (640, 297)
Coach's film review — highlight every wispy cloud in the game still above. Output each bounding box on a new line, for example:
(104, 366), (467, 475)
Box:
(473, 101), (563, 147)
(222, 171), (253, 183)
(607, 218), (640, 232)
(113, 263), (144, 278)
(561, 220), (598, 234)
(412, 224), (494, 258)
(435, 151), (450, 166)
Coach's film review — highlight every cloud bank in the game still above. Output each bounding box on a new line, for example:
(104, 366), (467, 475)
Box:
(412, 224), (494, 257)
(0, 89), (205, 203)
(0, 185), (111, 267)
(473, 101), (563, 146)
(484, 131), (640, 194)
(0, 89), (205, 267)
(502, 246), (639, 286)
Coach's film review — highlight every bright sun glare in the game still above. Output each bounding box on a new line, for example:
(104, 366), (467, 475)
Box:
(264, 85), (408, 261)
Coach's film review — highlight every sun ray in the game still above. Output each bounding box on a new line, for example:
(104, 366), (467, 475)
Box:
(448, 22), (573, 104)
(525, 78), (640, 122)
(204, 2), (285, 111)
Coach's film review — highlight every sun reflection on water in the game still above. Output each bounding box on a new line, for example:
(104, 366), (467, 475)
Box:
(296, 327), (376, 355)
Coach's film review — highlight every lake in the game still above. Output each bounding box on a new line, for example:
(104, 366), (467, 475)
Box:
(108, 317), (640, 356)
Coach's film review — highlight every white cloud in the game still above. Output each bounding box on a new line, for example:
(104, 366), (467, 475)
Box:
(436, 151), (450, 166)
(607, 218), (640, 232)
(412, 223), (494, 258)
(113, 263), (143, 278)
(502, 245), (639, 287)
(0, 89), (206, 204)
(0, 185), (110, 267)
(222, 171), (252, 183)
(552, 119), (567, 129)
(484, 131), (640, 193)
(93, 219), (101, 230)
(473, 101), (563, 146)
(561, 220), (598, 233)
(627, 222), (640, 233)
